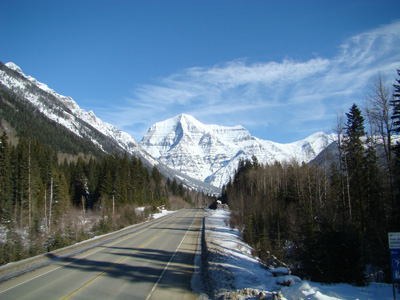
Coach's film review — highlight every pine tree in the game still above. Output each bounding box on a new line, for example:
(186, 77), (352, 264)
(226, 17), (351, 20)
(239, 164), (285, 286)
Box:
(344, 104), (366, 232)
(0, 132), (12, 223)
(151, 167), (162, 187)
(115, 153), (129, 206)
(392, 69), (400, 135)
(171, 178), (179, 196)
(52, 170), (70, 222)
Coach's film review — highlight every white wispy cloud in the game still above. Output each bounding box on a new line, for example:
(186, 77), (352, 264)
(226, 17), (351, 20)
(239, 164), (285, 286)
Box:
(106, 20), (400, 142)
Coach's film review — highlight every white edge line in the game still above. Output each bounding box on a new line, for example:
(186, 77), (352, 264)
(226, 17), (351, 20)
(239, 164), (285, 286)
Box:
(0, 212), (180, 295)
(146, 210), (198, 300)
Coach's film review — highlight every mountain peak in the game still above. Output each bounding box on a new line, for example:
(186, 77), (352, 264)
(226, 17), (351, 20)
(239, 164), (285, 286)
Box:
(5, 62), (24, 75)
(0, 62), (221, 195)
(177, 113), (193, 120)
(141, 114), (336, 188)
(172, 113), (203, 126)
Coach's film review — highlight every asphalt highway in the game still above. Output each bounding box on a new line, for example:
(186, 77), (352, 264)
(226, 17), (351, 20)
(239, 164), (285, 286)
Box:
(0, 208), (203, 300)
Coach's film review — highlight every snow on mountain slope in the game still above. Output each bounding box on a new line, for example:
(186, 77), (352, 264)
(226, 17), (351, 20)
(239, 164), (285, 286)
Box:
(140, 114), (336, 188)
(0, 62), (221, 194)
(0, 62), (334, 193)
(0, 62), (144, 157)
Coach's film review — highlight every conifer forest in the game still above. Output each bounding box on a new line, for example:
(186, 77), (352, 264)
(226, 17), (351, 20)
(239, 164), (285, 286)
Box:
(0, 132), (208, 266)
(222, 70), (400, 285)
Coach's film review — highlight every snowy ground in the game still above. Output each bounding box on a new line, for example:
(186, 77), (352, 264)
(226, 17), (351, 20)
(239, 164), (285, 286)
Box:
(151, 209), (175, 219)
(197, 208), (398, 300)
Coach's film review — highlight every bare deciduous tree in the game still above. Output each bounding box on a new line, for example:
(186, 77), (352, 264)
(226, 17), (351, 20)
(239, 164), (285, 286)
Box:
(364, 73), (394, 203)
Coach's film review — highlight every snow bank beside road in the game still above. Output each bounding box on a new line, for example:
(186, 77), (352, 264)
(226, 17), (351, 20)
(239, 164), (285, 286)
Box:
(201, 208), (279, 299)
(201, 208), (396, 300)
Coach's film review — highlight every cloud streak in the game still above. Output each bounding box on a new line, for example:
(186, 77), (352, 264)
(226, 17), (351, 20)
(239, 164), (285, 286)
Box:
(106, 20), (400, 143)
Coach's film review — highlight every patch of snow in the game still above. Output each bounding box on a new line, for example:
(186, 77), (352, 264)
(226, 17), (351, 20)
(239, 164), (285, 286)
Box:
(5, 62), (24, 74)
(276, 275), (302, 287)
(199, 208), (397, 300)
(270, 267), (290, 277)
(200, 208), (279, 298)
(135, 207), (146, 213)
(151, 209), (174, 219)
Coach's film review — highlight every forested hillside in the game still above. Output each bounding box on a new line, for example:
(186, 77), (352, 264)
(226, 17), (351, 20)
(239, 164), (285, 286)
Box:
(0, 130), (211, 265)
(0, 62), (220, 195)
(0, 86), (213, 266)
(223, 70), (400, 285)
(0, 85), (105, 156)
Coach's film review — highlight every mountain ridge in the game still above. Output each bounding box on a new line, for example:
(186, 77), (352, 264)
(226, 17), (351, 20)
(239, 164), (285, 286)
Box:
(1, 61), (336, 191)
(140, 114), (336, 188)
(2, 62), (141, 154)
(0, 61), (220, 194)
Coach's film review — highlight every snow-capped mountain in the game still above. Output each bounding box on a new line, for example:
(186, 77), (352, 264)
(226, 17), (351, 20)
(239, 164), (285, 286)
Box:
(140, 114), (336, 188)
(0, 62), (220, 194)
(0, 62), (143, 156)
(0, 61), (335, 192)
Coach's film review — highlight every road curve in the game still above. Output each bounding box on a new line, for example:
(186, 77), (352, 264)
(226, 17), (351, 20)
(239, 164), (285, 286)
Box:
(0, 208), (203, 300)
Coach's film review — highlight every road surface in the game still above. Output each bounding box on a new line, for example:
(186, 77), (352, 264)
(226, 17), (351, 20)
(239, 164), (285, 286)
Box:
(0, 208), (203, 300)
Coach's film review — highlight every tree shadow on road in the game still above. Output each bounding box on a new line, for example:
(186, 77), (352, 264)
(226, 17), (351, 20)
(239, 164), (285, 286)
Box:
(44, 244), (196, 293)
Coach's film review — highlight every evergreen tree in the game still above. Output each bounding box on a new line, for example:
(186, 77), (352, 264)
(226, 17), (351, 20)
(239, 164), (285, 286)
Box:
(151, 167), (162, 187)
(15, 138), (30, 227)
(178, 182), (185, 197)
(99, 170), (114, 206)
(115, 153), (129, 206)
(0, 132), (12, 223)
(392, 69), (400, 135)
(343, 104), (366, 232)
(85, 157), (99, 209)
(52, 170), (70, 222)
(171, 178), (179, 196)
(71, 157), (88, 207)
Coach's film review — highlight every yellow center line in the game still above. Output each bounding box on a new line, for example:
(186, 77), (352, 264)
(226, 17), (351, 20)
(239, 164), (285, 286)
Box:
(146, 209), (199, 300)
(0, 213), (177, 296)
(58, 210), (190, 300)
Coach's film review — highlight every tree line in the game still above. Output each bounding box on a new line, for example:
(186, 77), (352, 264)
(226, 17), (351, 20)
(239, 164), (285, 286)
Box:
(0, 132), (208, 266)
(222, 70), (400, 285)
(0, 85), (106, 156)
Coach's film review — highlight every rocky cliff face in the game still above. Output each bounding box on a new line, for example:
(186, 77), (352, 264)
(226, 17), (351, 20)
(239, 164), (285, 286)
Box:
(0, 62), (220, 194)
(140, 114), (336, 188)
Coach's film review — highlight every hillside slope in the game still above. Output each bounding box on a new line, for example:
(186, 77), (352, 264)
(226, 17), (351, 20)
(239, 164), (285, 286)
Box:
(0, 62), (219, 194)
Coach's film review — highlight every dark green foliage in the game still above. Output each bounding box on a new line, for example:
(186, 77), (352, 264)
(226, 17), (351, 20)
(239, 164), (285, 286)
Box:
(151, 166), (163, 186)
(93, 217), (113, 235)
(0, 86), (105, 156)
(223, 102), (400, 284)
(343, 104), (367, 233)
(224, 159), (368, 284)
(0, 132), (195, 266)
(45, 230), (70, 252)
(0, 61), (215, 265)
(171, 178), (179, 195)
(0, 230), (25, 265)
(300, 224), (364, 285)
(392, 69), (400, 134)
(0, 132), (12, 222)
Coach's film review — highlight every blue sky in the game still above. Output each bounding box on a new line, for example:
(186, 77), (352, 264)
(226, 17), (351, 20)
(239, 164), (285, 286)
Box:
(1, 0), (400, 143)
